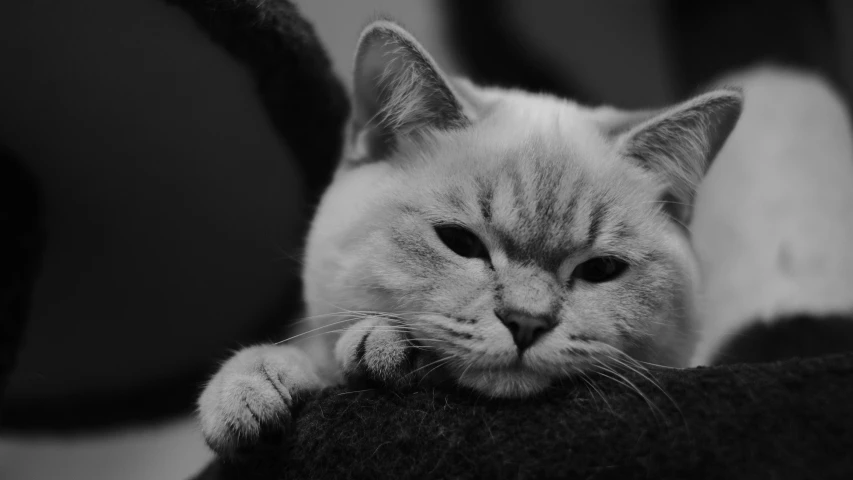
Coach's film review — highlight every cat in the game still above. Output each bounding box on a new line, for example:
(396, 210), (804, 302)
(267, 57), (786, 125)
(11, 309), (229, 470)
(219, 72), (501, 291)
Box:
(197, 19), (742, 457)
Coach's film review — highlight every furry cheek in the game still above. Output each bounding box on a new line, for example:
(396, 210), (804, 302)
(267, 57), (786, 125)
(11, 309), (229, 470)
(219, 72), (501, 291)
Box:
(359, 224), (493, 313)
(555, 258), (679, 343)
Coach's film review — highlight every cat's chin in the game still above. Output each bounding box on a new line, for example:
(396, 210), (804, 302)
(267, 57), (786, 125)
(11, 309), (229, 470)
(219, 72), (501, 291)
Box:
(453, 368), (553, 398)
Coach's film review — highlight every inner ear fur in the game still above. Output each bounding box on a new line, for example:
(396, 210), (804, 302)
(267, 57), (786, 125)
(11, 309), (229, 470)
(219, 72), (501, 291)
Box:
(350, 20), (469, 161)
(617, 89), (743, 222)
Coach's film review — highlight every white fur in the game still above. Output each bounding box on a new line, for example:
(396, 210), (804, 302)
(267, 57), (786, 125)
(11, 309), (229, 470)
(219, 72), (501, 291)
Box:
(690, 66), (853, 365)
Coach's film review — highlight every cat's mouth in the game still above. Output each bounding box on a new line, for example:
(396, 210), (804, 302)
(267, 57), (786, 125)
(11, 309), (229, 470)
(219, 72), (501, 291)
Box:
(439, 345), (613, 398)
(406, 342), (615, 398)
(403, 316), (617, 397)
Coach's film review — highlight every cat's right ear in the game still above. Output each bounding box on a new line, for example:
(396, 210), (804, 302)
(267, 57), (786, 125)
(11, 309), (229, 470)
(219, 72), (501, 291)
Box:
(611, 89), (743, 223)
(349, 20), (470, 161)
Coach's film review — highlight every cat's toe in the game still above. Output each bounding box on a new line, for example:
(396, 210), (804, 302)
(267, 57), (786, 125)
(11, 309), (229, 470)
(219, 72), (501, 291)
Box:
(197, 349), (296, 457)
(336, 318), (419, 389)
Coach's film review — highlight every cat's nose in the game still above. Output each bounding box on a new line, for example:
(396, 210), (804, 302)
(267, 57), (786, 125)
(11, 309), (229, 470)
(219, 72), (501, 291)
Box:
(495, 309), (556, 352)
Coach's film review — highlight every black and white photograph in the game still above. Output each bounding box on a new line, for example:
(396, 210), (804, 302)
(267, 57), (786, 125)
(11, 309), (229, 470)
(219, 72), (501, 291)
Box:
(2, 1), (852, 479)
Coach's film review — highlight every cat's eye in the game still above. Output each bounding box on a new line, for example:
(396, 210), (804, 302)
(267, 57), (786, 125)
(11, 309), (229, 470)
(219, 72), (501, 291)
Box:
(572, 257), (628, 283)
(434, 225), (489, 260)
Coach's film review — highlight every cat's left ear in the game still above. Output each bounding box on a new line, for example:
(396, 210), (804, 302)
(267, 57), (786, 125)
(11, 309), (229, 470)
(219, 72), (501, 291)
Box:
(350, 20), (470, 161)
(616, 89), (743, 222)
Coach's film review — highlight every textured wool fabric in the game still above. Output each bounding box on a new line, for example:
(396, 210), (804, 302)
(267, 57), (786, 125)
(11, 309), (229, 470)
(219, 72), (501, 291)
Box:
(193, 351), (853, 480)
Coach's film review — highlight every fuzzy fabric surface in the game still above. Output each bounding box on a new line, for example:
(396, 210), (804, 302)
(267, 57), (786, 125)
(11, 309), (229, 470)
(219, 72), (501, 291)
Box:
(192, 350), (853, 480)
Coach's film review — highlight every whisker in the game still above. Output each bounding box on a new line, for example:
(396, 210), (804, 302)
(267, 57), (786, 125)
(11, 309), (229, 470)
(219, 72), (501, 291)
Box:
(594, 363), (665, 422)
(280, 326), (424, 345)
(579, 371), (616, 416)
(286, 310), (430, 328)
(408, 356), (454, 381)
(285, 311), (381, 327)
(275, 317), (368, 344)
(456, 358), (477, 383)
(606, 352), (689, 430)
(336, 388), (376, 396)
(417, 357), (456, 385)
(603, 349), (685, 412)
(635, 360), (682, 370)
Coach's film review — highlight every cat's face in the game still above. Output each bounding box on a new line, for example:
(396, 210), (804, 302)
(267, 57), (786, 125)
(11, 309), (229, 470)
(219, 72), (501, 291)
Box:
(303, 21), (741, 397)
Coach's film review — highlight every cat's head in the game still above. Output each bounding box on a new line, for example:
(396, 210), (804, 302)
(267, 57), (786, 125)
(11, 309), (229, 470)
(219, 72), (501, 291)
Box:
(303, 20), (742, 397)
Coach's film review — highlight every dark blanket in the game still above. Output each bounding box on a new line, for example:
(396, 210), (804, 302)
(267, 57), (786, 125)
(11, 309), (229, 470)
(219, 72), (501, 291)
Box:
(193, 351), (853, 480)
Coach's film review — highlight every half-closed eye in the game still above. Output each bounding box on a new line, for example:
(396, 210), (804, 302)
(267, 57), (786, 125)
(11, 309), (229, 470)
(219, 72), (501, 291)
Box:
(434, 225), (490, 261)
(572, 256), (628, 283)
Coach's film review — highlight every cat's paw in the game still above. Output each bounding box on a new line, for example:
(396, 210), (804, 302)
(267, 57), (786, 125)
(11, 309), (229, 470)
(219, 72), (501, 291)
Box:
(335, 317), (439, 389)
(197, 345), (322, 458)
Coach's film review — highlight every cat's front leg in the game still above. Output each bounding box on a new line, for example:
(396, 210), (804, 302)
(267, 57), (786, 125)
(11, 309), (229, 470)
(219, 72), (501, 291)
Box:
(197, 344), (329, 458)
(336, 317), (441, 390)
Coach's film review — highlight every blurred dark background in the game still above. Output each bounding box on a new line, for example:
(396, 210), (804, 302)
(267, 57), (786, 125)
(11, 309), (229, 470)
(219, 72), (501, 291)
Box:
(1, 1), (851, 479)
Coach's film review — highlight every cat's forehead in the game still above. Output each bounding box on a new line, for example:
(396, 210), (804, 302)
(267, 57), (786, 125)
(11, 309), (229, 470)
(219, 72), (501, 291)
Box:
(418, 92), (642, 200)
(402, 94), (660, 268)
(421, 91), (621, 178)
